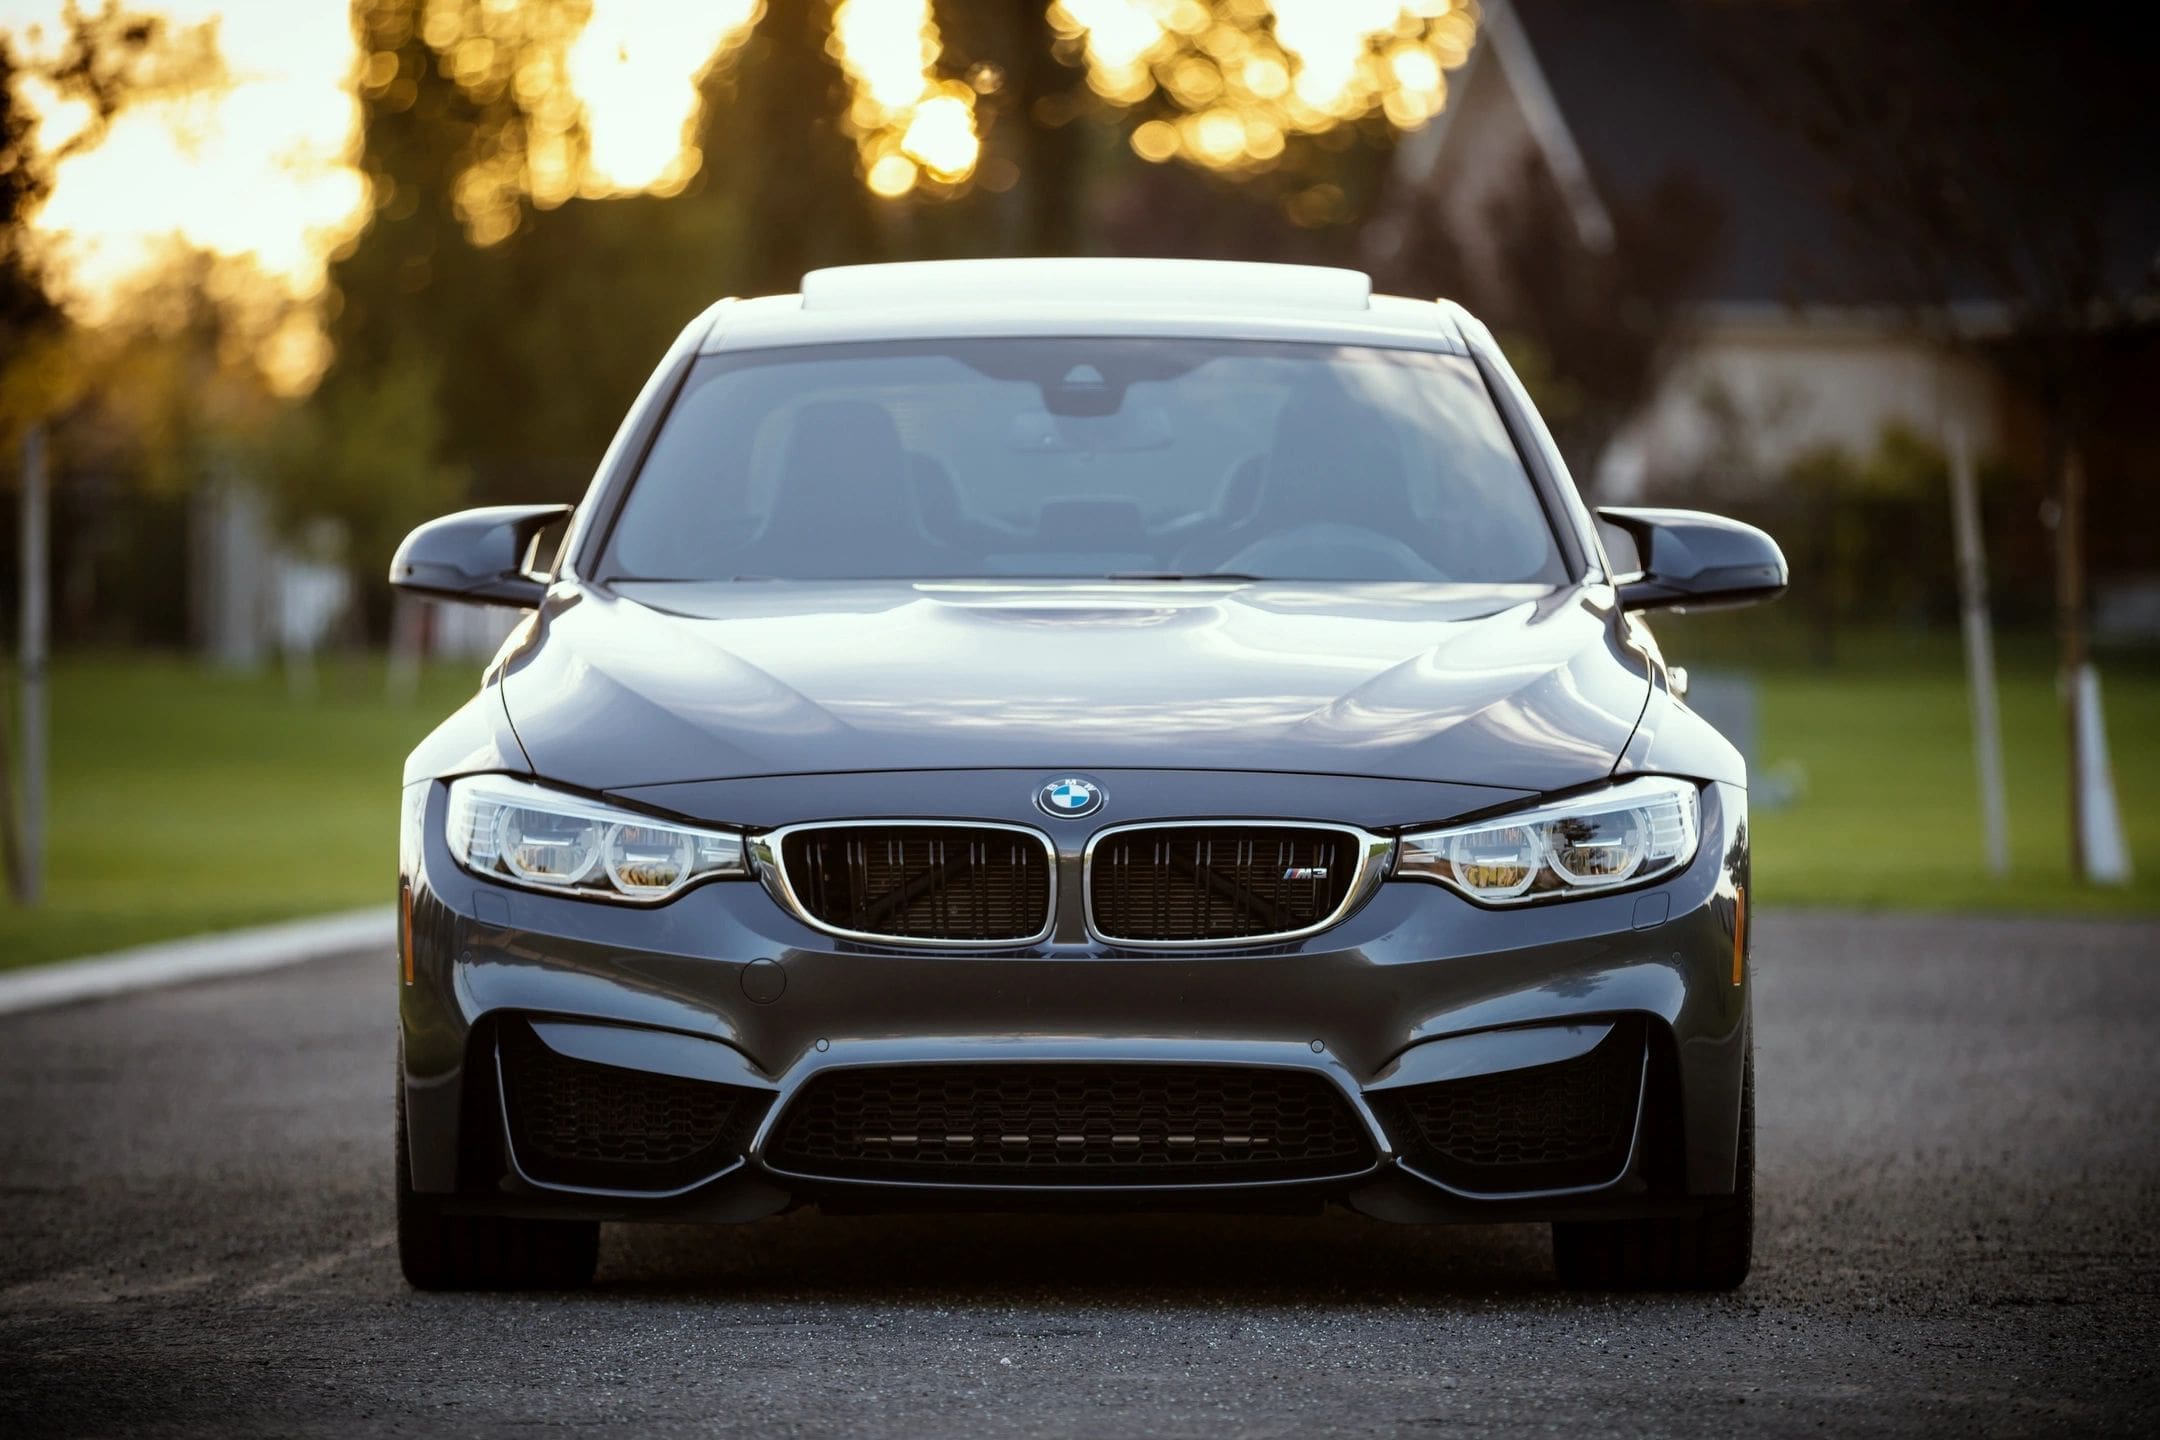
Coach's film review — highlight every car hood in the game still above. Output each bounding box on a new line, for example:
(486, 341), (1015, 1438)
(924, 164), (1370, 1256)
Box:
(499, 580), (1650, 794)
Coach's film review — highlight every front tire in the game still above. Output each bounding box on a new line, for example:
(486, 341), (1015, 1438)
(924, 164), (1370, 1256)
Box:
(396, 1056), (599, 1291)
(1551, 1042), (1753, 1292)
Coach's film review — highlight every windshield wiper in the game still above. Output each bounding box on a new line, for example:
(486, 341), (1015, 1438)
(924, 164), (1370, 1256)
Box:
(1101, 571), (1263, 582)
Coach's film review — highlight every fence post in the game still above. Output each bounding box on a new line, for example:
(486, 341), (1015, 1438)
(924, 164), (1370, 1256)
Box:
(18, 425), (49, 905)
(1946, 425), (2008, 877)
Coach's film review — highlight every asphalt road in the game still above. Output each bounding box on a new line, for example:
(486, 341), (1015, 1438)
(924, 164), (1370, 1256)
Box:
(3, 911), (2156, 1438)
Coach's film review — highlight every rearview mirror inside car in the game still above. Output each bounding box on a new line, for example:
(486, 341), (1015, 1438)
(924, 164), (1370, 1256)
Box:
(388, 504), (573, 608)
(1595, 506), (1788, 612)
(1006, 405), (1174, 454)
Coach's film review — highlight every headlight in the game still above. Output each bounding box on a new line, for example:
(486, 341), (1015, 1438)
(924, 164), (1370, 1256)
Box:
(1396, 777), (1701, 905)
(444, 776), (747, 903)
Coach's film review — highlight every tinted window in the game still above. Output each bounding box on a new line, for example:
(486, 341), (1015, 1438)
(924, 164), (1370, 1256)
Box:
(603, 339), (1565, 584)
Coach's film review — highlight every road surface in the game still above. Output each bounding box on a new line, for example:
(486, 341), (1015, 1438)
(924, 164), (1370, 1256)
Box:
(3, 911), (2156, 1437)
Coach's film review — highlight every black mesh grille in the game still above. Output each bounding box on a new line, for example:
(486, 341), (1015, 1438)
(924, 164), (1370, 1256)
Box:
(767, 1064), (1375, 1186)
(498, 1021), (769, 1192)
(1372, 1020), (1645, 1194)
(1088, 826), (1360, 943)
(781, 826), (1052, 943)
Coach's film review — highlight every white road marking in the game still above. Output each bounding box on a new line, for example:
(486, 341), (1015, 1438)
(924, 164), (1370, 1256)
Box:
(0, 907), (392, 1017)
(243, 1231), (397, 1300)
(1, 1231), (398, 1309)
(0, 1265), (219, 1309)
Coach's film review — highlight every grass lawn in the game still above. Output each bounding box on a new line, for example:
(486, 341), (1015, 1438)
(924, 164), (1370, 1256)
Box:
(1659, 620), (2159, 915)
(1742, 664), (2158, 913)
(1, 638), (2153, 972)
(0, 656), (478, 971)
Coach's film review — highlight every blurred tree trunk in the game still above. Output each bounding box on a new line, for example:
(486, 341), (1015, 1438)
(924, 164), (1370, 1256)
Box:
(929, 0), (1089, 257)
(1012, 7), (1081, 257)
(2053, 447), (2088, 877)
(704, 0), (876, 295)
(0, 666), (22, 902)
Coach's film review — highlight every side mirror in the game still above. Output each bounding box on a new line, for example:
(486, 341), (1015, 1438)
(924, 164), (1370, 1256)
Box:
(1596, 506), (1788, 612)
(388, 504), (573, 608)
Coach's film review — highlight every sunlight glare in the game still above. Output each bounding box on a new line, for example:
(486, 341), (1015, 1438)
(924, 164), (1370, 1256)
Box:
(5, 0), (1474, 385)
(9, 0), (366, 390)
(567, 0), (761, 194)
(1051, 0), (1478, 170)
(830, 0), (979, 193)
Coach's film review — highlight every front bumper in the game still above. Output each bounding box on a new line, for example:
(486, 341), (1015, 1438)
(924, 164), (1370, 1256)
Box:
(399, 779), (1750, 1226)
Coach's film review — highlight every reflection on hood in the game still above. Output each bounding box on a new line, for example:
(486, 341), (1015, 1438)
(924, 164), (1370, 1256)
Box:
(501, 580), (1650, 792)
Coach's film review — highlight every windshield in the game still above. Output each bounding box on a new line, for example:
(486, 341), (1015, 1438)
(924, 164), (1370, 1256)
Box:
(601, 339), (1568, 585)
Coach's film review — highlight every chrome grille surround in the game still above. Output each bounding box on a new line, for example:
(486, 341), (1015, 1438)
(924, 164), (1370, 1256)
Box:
(750, 819), (1058, 948)
(1082, 820), (1396, 949)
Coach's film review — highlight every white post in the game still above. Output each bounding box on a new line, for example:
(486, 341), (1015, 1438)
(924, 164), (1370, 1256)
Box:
(1946, 426), (2009, 876)
(2075, 666), (2132, 885)
(18, 425), (49, 905)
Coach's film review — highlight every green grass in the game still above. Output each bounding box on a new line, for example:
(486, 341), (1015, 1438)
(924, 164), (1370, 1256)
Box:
(1741, 666), (2158, 913)
(0, 639), (2152, 972)
(0, 655), (478, 971)
(1658, 619), (2160, 914)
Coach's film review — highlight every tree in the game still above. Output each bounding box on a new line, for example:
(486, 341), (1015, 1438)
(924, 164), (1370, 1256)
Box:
(694, 0), (877, 296)
(0, 35), (61, 388)
(1, 2), (231, 889)
(297, 1), (1500, 630)
(362, 1), (1483, 253)
(1, 3), (255, 530)
(1, 1), (224, 442)
(1369, 153), (1724, 483)
(1732, 0), (2157, 881)
(320, 3), (1491, 451)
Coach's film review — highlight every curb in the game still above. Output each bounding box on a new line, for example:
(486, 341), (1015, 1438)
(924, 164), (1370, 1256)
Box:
(0, 906), (394, 1017)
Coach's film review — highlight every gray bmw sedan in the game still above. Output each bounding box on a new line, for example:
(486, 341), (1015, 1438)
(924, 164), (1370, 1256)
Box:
(389, 258), (1786, 1292)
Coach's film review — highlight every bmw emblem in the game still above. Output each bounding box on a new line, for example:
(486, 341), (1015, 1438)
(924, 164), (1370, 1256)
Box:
(1036, 776), (1104, 819)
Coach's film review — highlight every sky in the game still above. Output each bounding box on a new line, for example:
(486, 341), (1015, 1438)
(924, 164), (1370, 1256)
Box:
(2, 1), (1471, 389)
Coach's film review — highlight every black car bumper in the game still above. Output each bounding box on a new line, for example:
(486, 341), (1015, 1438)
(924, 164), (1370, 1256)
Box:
(399, 778), (1750, 1227)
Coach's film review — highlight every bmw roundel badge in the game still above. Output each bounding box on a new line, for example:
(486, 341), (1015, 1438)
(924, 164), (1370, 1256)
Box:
(1036, 776), (1104, 819)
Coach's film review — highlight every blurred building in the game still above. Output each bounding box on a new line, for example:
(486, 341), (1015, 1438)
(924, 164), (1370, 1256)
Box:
(1398, 0), (2157, 503)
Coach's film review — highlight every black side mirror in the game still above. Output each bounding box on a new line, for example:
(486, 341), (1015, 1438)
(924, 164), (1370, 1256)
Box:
(1596, 506), (1788, 612)
(388, 504), (573, 608)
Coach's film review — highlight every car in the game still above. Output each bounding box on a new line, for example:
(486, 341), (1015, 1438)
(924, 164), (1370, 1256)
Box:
(389, 257), (1785, 1292)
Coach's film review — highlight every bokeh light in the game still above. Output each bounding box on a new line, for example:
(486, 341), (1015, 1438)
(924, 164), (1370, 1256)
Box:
(829, 0), (980, 197)
(6, 0), (367, 392)
(569, 0), (762, 194)
(1050, 0), (1475, 169)
(6, 0), (1478, 389)
(415, 0), (762, 245)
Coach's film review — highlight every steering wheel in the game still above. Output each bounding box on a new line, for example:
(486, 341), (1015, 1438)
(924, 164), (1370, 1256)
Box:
(1207, 522), (1447, 582)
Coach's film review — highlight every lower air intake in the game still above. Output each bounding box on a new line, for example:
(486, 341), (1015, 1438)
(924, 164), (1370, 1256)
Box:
(767, 1063), (1375, 1186)
(1371, 1019), (1647, 1195)
(497, 1020), (769, 1192)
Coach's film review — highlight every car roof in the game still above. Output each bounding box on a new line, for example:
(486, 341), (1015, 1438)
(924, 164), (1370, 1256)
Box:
(694, 259), (1469, 355)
